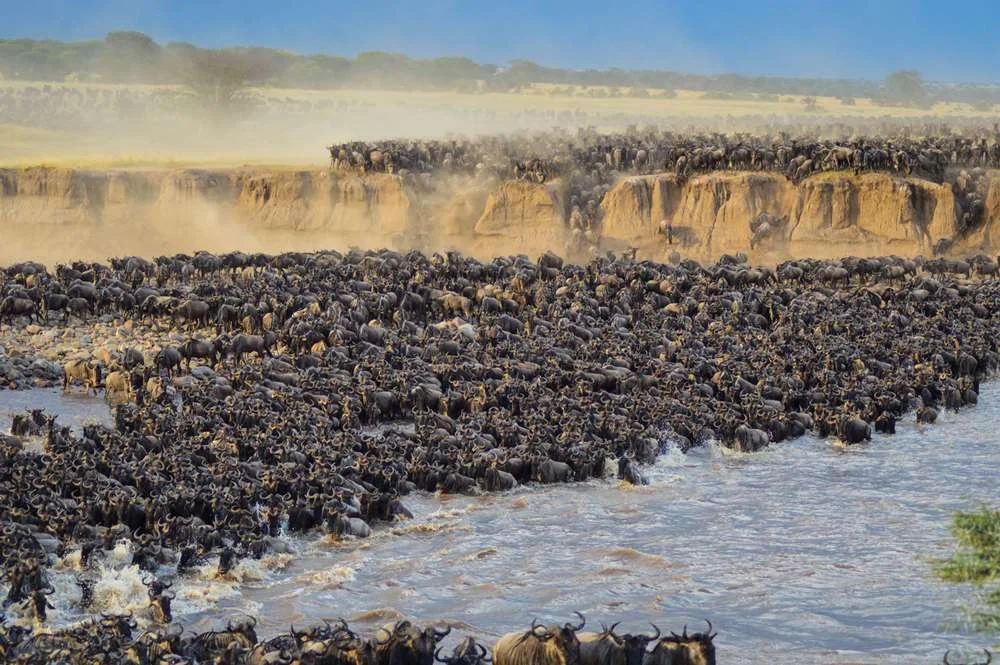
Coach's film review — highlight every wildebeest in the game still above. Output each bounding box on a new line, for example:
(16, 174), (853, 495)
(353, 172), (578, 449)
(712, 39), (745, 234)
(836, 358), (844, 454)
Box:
(10, 409), (50, 437)
(180, 338), (219, 369)
(837, 415), (871, 445)
(0, 296), (37, 322)
(643, 623), (716, 665)
(734, 425), (769, 452)
(375, 621), (452, 665)
(436, 637), (493, 665)
(230, 334), (273, 364)
(494, 614), (586, 665)
(534, 459), (573, 483)
(63, 359), (102, 393)
(578, 624), (660, 665)
(617, 457), (648, 486)
(155, 347), (183, 376)
(148, 586), (175, 624)
(174, 299), (211, 328)
(183, 616), (258, 662)
(483, 466), (518, 492)
(121, 347), (146, 370)
(103, 370), (133, 401)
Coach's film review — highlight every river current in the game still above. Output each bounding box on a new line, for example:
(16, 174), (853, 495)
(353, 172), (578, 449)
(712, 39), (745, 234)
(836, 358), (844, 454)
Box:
(1, 385), (997, 663)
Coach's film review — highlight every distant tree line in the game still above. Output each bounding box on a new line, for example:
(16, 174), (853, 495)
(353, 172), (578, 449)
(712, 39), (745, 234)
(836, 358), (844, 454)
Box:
(1, 33), (998, 109)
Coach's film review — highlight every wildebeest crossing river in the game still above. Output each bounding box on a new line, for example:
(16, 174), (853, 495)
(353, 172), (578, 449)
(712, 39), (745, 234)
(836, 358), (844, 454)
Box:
(2, 386), (994, 664)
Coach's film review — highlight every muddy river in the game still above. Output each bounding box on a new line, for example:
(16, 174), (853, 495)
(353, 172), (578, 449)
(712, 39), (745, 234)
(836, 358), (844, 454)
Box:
(1, 386), (996, 663)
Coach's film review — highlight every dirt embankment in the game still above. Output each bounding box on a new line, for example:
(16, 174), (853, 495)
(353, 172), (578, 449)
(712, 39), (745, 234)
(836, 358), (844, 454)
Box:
(1, 166), (998, 263)
(599, 171), (979, 258)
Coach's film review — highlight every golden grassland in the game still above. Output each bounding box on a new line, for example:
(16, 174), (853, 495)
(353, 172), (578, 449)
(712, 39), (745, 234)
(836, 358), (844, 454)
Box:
(247, 82), (996, 118)
(1, 80), (996, 168)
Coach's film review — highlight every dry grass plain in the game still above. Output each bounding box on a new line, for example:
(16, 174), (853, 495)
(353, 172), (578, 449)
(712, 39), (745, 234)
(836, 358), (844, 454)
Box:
(1, 80), (996, 168)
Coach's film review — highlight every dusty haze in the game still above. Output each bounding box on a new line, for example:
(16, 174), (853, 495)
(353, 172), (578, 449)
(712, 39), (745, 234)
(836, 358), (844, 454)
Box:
(2, 82), (998, 265)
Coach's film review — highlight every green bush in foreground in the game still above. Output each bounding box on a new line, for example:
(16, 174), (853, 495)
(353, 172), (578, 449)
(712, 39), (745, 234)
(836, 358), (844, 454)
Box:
(937, 506), (1000, 631)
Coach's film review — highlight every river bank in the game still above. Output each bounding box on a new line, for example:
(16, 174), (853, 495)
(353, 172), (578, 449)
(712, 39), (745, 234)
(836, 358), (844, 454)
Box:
(2, 165), (999, 264)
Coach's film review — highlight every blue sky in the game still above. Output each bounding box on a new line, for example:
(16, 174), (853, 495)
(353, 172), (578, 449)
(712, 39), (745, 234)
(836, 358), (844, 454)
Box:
(5, 0), (998, 83)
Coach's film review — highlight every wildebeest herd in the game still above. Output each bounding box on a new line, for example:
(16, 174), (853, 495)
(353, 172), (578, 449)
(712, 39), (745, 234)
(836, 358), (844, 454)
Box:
(329, 125), (1000, 182)
(0, 247), (999, 662)
(328, 124), (1000, 241)
(0, 607), (721, 665)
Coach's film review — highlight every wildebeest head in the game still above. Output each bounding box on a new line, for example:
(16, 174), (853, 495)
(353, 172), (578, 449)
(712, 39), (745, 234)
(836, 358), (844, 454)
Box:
(648, 622), (716, 665)
(528, 613), (585, 665)
(617, 624), (660, 665)
(150, 590), (174, 624)
(227, 614), (258, 645)
(944, 649), (992, 665)
(379, 621), (452, 665)
(435, 636), (491, 665)
(100, 611), (138, 641)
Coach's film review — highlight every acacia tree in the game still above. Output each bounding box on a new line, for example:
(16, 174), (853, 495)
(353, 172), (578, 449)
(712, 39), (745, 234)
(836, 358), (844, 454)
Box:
(185, 50), (258, 111)
(100, 31), (162, 83)
(166, 47), (280, 114)
(883, 70), (930, 107)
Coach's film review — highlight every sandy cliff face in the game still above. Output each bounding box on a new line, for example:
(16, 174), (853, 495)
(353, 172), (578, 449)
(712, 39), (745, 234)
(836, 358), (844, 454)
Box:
(0, 167), (570, 261)
(0, 165), (997, 263)
(236, 171), (414, 235)
(474, 179), (567, 247)
(600, 171), (966, 258)
(953, 171), (1000, 252)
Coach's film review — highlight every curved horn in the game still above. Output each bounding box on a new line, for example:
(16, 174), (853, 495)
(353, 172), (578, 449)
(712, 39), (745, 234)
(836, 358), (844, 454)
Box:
(704, 620), (715, 640)
(230, 610), (257, 628)
(944, 650), (954, 665)
(568, 612), (585, 632)
(435, 625), (452, 639)
(435, 647), (449, 663)
(648, 624), (661, 641)
(681, 625), (688, 640)
(526, 622), (553, 642)
(608, 622), (620, 636)
(984, 649), (993, 665)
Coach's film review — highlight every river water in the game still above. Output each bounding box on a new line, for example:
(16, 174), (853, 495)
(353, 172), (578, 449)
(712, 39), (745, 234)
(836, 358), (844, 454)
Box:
(1, 386), (996, 663)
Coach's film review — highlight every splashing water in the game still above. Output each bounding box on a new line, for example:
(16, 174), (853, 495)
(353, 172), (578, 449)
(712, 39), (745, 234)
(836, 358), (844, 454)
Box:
(3, 385), (999, 662)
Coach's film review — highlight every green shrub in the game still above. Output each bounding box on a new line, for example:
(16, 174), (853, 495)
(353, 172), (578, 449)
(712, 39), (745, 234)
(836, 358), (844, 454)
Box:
(936, 506), (1000, 631)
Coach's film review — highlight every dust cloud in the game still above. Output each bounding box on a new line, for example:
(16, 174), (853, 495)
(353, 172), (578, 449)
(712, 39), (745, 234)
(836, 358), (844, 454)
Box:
(1, 80), (995, 266)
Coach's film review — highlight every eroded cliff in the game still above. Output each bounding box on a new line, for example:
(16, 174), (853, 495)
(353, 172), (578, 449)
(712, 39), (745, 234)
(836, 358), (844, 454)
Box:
(600, 171), (967, 258)
(1, 165), (997, 263)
